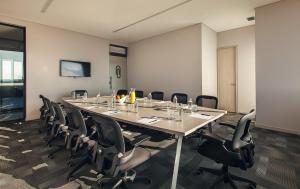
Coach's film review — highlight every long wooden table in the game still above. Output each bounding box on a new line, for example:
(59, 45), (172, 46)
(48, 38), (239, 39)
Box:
(63, 96), (226, 189)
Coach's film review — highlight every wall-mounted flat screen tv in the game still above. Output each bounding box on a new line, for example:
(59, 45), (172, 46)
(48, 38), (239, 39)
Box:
(60, 60), (91, 77)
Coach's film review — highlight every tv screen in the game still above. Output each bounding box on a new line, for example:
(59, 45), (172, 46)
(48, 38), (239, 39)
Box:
(60, 60), (91, 77)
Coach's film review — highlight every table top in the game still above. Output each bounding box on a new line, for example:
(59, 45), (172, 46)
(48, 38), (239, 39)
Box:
(62, 97), (226, 136)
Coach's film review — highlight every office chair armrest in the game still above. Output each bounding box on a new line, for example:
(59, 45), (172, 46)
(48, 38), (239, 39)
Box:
(201, 132), (226, 145)
(219, 122), (236, 129)
(119, 135), (151, 164)
(130, 135), (151, 147)
(58, 103), (64, 108)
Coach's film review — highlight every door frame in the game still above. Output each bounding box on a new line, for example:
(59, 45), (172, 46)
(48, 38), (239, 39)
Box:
(217, 46), (238, 113)
(109, 44), (128, 91)
(0, 22), (26, 123)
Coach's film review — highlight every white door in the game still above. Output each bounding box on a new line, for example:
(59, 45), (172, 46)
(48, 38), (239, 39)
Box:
(218, 47), (237, 112)
(109, 55), (127, 92)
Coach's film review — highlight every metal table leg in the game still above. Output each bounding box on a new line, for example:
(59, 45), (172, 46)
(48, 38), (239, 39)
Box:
(208, 122), (213, 133)
(171, 135), (183, 189)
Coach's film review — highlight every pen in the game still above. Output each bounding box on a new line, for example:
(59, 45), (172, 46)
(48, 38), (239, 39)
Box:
(148, 119), (158, 123)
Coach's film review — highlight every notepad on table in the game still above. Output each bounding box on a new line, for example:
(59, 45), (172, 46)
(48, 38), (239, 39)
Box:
(190, 113), (213, 120)
(102, 111), (119, 116)
(137, 118), (159, 124)
(154, 101), (166, 104)
(84, 106), (96, 110)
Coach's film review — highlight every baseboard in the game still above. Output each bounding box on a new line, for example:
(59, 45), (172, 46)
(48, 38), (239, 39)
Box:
(255, 123), (300, 136)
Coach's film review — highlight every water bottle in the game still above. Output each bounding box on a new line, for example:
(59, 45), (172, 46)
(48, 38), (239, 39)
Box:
(134, 101), (139, 113)
(111, 90), (116, 109)
(72, 91), (76, 99)
(148, 93), (152, 103)
(130, 88), (136, 104)
(188, 98), (193, 110)
(96, 90), (101, 104)
(173, 95), (178, 108)
(167, 101), (174, 120)
(177, 105), (183, 122)
(83, 91), (88, 102)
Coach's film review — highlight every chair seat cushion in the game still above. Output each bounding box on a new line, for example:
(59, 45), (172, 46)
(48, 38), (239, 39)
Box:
(198, 139), (242, 167)
(119, 147), (151, 171)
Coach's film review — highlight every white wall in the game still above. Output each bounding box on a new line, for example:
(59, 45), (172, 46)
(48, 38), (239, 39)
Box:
(127, 24), (203, 101)
(201, 24), (217, 97)
(218, 25), (256, 113)
(0, 15), (110, 120)
(255, 0), (300, 134)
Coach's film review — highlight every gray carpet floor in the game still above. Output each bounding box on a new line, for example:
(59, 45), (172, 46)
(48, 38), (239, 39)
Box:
(0, 113), (299, 189)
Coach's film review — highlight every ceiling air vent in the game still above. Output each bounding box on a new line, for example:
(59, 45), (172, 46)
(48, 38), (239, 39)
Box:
(247, 16), (255, 21)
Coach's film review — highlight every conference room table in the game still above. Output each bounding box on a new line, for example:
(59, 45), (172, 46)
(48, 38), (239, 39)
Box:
(62, 96), (226, 189)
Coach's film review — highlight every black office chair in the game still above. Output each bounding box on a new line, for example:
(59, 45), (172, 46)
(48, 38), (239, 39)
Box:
(117, 89), (128, 96)
(196, 95), (218, 109)
(65, 109), (100, 177)
(135, 90), (144, 98)
(196, 110), (256, 189)
(39, 95), (49, 133)
(39, 95), (47, 120)
(72, 90), (88, 98)
(65, 109), (88, 152)
(92, 116), (152, 188)
(43, 98), (56, 135)
(47, 102), (69, 158)
(171, 93), (188, 104)
(151, 91), (164, 100)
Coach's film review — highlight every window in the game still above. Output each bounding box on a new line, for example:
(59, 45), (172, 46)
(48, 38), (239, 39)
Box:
(14, 61), (23, 80)
(0, 23), (26, 122)
(2, 59), (12, 81)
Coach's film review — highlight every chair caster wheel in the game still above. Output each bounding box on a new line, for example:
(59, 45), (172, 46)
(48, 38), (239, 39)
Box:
(249, 183), (256, 189)
(97, 182), (104, 188)
(146, 179), (152, 184)
(196, 169), (204, 175)
(67, 163), (74, 167)
(48, 154), (54, 159)
(68, 176), (75, 182)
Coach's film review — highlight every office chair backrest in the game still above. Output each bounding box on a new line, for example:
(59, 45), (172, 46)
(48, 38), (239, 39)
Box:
(52, 102), (66, 126)
(72, 90), (88, 97)
(93, 116), (125, 154)
(117, 89), (128, 96)
(39, 95), (45, 107)
(171, 93), (188, 104)
(135, 90), (144, 98)
(39, 95), (49, 113)
(196, 95), (218, 109)
(70, 109), (87, 135)
(232, 110), (256, 151)
(41, 96), (49, 111)
(151, 91), (164, 100)
(93, 116), (126, 177)
(44, 98), (55, 118)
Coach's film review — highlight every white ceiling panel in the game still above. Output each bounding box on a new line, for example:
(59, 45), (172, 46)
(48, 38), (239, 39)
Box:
(0, 0), (280, 43)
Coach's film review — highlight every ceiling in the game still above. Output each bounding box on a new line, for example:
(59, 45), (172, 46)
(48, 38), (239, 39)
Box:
(0, 0), (279, 43)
